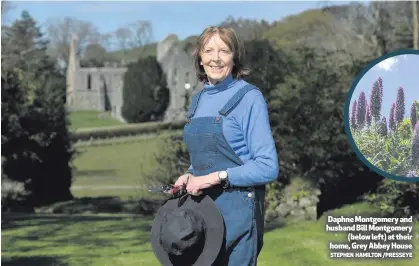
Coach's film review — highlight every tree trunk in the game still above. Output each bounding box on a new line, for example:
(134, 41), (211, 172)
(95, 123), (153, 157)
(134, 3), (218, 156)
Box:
(413, 1), (419, 49)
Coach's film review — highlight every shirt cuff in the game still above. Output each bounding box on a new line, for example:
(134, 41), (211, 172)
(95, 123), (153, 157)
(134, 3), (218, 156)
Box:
(226, 168), (239, 187)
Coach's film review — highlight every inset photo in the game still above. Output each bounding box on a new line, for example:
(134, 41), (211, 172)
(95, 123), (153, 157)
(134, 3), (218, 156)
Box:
(345, 50), (419, 182)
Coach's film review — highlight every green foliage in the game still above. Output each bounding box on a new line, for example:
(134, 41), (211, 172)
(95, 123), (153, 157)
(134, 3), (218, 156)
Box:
(81, 43), (118, 67)
(143, 133), (190, 187)
(353, 117), (416, 177)
(1, 11), (48, 70)
(107, 42), (157, 64)
(1, 11), (75, 209)
(2, 67), (75, 207)
(243, 39), (286, 99)
(121, 56), (169, 123)
(219, 16), (272, 41)
(398, 118), (414, 140)
(269, 46), (367, 182)
(264, 9), (334, 51)
(71, 120), (185, 141)
(288, 176), (312, 201)
(69, 111), (122, 130)
(364, 180), (419, 218)
(266, 45), (383, 215)
(265, 181), (286, 213)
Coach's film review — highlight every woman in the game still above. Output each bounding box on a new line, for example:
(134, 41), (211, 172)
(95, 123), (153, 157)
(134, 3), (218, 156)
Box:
(173, 26), (279, 266)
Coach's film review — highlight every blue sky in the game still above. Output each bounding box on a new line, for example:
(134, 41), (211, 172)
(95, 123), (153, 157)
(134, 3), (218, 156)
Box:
(351, 54), (419, 119)
(4, 1), (364, 44)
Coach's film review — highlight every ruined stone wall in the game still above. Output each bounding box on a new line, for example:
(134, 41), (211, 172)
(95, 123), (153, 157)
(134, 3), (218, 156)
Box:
(157, 34), (201, 122)
(68, 33), (201, 123)
(70, 68), (126, 120)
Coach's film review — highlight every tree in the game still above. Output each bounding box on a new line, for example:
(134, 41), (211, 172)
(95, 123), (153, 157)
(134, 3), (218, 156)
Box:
(127, 20), (153, 49)
(1, 11), (49, 73)
(114, 21), (154, 63)
(219, 16), (271, 41)
(121, 56), (169, 123)
(242, 39), (286, 99)
(115, 27), (131, 63)
(1, 0), (14, 25)
(267, 46), (383, 215)
(2, 11), (75, 208)
(326, 2), (414, 55)
(81, 43), (117, 67)
(46, 17), (101, 69)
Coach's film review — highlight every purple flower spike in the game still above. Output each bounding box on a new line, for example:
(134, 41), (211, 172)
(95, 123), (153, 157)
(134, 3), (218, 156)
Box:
(379, 116), (388, 137)
(412, 121), (419, 166)
(370, 78), (383, 123)
(351, 100), (358, 130)
(389, 102), (396, 132)
(366, 102), (372, 127)
(378, 77), (383, 106)
(411, 102), (417, 130)
(395, 86), (405, 125)
(357, 92), (367, 129)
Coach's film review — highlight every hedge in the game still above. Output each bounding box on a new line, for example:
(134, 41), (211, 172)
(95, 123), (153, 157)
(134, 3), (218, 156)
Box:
(70, 120), (186, 141)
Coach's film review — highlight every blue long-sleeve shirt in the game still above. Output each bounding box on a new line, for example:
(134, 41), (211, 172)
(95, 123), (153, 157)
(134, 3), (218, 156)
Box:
(186, 74), (279, 187)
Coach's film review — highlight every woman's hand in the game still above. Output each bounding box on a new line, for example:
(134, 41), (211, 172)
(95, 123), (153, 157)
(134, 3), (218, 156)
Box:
(174, 173), (193, 188)
(186, 172), (220, 196)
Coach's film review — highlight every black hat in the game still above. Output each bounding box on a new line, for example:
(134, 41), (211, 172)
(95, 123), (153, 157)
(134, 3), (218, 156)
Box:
(151, 194), (224, 266)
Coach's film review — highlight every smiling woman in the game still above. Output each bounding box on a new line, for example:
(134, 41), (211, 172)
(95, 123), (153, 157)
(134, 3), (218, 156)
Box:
(151, 26), (279, 266)
(193, 26), (250, 84)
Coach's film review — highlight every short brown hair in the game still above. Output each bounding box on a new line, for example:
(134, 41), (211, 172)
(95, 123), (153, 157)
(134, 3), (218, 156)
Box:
(192, 26), (250, 83)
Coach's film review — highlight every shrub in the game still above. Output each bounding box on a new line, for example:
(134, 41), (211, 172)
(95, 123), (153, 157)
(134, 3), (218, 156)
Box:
(364, 180), (419, 218)
(121, 56), (169, 123)
(242, 39), (286, 99)
(268, 47), (381, 216)
(2, 69), (75, 208)
(143, 132), (190, 188)
(353, 118), (414, 177)
(71, 120), (186, 141)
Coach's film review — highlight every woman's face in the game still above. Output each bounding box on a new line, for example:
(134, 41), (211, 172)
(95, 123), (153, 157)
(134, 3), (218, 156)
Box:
(200, 34), (234, 84)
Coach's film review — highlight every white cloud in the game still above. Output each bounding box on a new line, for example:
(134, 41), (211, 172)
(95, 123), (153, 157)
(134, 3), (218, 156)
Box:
(374, 57), (399, 72)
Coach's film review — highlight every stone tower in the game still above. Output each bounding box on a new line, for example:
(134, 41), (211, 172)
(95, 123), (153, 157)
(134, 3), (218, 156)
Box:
(66, 33), (79, 105)
(157, 34), (201, 121)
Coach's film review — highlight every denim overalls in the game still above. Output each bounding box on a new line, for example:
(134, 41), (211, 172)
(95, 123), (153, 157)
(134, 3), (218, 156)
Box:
(184, 84), (266, 266)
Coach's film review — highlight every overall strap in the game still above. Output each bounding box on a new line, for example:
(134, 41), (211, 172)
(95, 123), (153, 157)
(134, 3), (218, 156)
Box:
(187, 89), (204, 119)
(218, 84), (258, 116)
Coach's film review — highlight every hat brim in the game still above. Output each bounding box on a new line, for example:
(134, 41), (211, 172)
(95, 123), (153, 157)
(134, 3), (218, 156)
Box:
(151, 195), (224, 266)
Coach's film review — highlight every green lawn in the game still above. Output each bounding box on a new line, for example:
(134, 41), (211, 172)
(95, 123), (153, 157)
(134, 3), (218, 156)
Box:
(6, 133), (415, 265)
(69, 111), (123, 130)
(2, 202), (418, 266)
(71, 135), (165, 200)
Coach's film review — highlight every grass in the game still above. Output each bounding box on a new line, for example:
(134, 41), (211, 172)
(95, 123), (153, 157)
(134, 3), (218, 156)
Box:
(71, 134), (166, 200)
(8, 131), (415, 265)
(3, 202), (418, 266)
(69, 111), (123, 130)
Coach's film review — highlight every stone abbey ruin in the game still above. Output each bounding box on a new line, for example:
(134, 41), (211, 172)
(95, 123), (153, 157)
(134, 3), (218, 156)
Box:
(66, 33), (201, 123)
